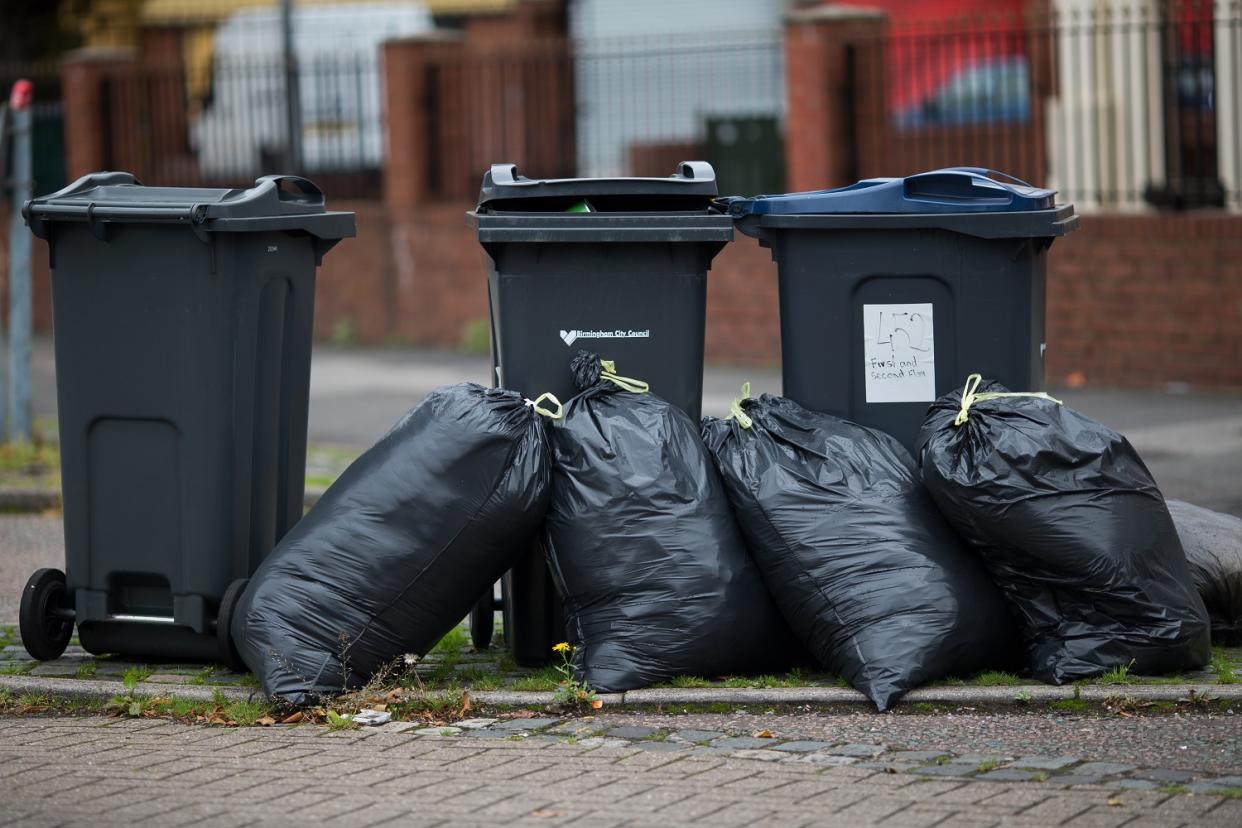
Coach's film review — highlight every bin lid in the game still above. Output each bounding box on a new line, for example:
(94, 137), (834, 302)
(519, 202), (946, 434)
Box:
(727, 168), (1057, 216)
(475, 161), (719, 212)
(24, 172), (356, 241)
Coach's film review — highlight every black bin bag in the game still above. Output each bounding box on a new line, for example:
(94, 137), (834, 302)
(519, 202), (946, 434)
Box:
(544, 352), (796, 692)
(233, 384), (556, 705)
(918, 375), (1211, 684)
(702, 390), (1020, 711)
(1168, 499), (1242, 646)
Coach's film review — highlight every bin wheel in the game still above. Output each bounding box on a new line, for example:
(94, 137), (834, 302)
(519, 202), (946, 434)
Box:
(469, 587), (497, 651)
(216, 578), (249, 673)
(19, 568), (74, 661)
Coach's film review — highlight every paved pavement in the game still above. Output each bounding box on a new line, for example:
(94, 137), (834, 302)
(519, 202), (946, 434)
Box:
(1, 712), (1240, 827)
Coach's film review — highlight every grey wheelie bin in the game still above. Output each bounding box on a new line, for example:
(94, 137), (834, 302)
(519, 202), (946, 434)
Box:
(729, 167), (1078, 454)
(19, 172), (355, 667)
(467, 161), (733, 665)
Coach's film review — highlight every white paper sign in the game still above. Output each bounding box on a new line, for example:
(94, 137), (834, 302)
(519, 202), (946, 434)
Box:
(863, 303), (936, 403)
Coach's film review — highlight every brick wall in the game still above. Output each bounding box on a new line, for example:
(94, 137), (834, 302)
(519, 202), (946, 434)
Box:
(308, 207), (1242, 391)
(1044, 213), (1242, 389)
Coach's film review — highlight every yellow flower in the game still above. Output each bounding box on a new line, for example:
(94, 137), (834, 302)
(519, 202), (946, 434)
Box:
(552, 642), (571, 654)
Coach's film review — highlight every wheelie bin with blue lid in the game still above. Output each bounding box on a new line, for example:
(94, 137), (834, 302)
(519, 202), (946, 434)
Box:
(728, 167), (1078, 454)
(19, 172), (355, 668)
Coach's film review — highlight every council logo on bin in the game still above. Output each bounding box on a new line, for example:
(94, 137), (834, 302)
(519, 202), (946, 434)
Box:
(559, 329), (651, 346)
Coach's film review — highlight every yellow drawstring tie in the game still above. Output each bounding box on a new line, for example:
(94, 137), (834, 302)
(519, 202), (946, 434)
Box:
(525, 392), (564, 419)
(954, 373), (1062, 426)
(727, 382), (753, 429)
(599, 359), (650, 394)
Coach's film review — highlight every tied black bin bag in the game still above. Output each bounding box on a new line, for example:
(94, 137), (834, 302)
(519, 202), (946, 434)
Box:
(1168, 500), (1242, 646)
(918, 375), (1211, 684)
(544, 352), (795, 692)
(233, 384), (559, 705)
(702, 390), (1019, 711)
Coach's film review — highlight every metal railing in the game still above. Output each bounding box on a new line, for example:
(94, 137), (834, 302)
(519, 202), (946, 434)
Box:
(16, 1), (1242, 211)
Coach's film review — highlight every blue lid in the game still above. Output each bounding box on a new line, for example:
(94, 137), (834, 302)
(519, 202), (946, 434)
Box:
(728, 167), (1057, 216)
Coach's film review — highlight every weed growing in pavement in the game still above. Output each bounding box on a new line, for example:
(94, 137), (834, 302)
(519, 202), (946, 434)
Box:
(968, 671), (1024, 686)
(74, 661), (97, 679)
(1212, 788), (1242, 800)
(1156, 785), (1190, 795)
(511, 666), (561, 692)
(551, 643), (598, 708)
(325, 710), (357, 731)
(189, 665), (219, 686)
(0, 625), (14, 648)
(1211, 648), (1238, 684)
(1030, 771), (1050, 782)
(1014, 689), (1033, 704)
(976, 759), (1004, 773)
(662, 675), (713, 689)
(1097, 661), (1136, 685)
(1051, 698), (1089, 713)
(0, 661), (34, 676)
(121, 665), (154, 686)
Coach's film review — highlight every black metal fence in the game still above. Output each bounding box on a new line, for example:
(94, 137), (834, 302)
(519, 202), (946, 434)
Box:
(11, 1), (1242, 211)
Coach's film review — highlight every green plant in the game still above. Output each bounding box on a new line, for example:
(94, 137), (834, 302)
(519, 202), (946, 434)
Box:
(1156, 784), (1190, 795)
(122, 666), (154, 687)
(1031, 771), (1050, 782)
(1097, 661), (1136, 685)
(664, 675), (712, 688)
(0, 661), (34, 676)
(1211, 648), (1238, 684)
(1014, 688), (1033, 704)
(325, 710), (357, 731)
(977, 758), (1004, 773)
(969, 671), (1024, 686)
(188, 666), (218, 686)
(75, 661), (98, 679)
(511, 666), (561, 692)
(550, 642), (597, 708)
(1212, 788), (1242, 800)
(1051, 697), (1088, 713)
(221, 699), (272, 726)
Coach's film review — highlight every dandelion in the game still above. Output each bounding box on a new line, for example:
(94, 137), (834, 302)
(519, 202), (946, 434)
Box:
(552, 642), (571, 654)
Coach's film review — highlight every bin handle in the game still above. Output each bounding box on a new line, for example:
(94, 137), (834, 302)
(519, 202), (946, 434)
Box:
(489, 163), (519, 185)
(936, 167), (1040, 191)
(256, 175), (325, 207)
(676, 161), (715, 182)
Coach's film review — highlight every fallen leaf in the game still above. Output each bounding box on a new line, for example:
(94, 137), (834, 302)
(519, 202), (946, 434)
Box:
(385, 689), (404, 702)
(370, 704), (388, 712)
(458, 691), (472, 717)
(506, 709), (537, 719)
(1106, 799), (1123, 807)
(281, 711), (304, 724)
(255, 716), (276, 727)
(530, 811), (565, 819)
(590, 699), (603, 709)
(754, 730), (774, 738)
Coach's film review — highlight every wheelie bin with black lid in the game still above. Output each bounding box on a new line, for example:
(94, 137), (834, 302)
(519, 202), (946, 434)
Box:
(467, 161), (733, 665)
(728, 167), (1078, 454)
(19, 172), (355, 667)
